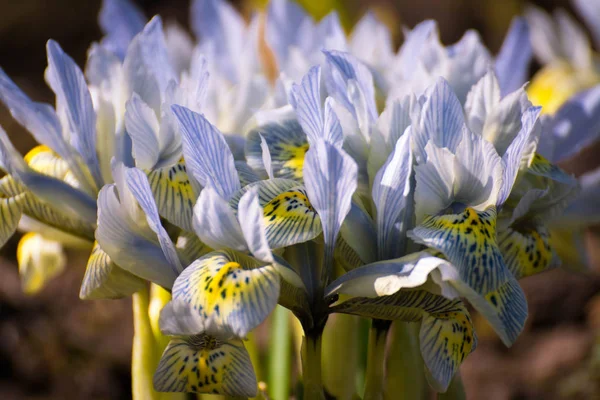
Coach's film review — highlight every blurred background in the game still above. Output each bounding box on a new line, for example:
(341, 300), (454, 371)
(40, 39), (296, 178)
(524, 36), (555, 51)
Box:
(0, 0), (599, 399)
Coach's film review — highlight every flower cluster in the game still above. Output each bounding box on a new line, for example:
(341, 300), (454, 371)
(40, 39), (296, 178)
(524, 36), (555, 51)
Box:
(0, 0), (597, 398)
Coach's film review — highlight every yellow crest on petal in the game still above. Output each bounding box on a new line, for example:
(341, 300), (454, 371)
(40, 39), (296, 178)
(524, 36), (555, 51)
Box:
(154, 335), (257, 397)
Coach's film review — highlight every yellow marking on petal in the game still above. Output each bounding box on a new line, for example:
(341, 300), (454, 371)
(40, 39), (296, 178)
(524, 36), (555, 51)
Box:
(173, 250), (280, 337)
(280, 142), (309, 179)
(153, 335), (257, 396)
(24, 145), (70, 179)
(262, 188), (320, 248)
(147, 161), (196, 232)
(411, 207), (527, 344)
(80, 241), (146, 300)
(0, 193), (25, 248)
(331, 290), (476, 391)
(498, 225), (554, 279)
(17, 232), (66, 294)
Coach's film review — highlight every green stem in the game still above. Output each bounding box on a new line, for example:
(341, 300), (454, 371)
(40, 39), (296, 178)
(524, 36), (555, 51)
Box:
(438, 373), (466, 400)
(363, 320), (390, 400)
(268, 305), (292, 400)
(302, 329), (325, 400)
(245, 330), (263, 384)
(132, 285), (159, 400)
(384, 322), (427, 400)
(322, 313), (360, 400)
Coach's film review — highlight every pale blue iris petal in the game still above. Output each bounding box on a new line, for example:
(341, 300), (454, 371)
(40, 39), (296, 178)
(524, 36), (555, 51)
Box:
(193, 187), (247, 252)
(191, 0), (245, 83)
(292, 66), (324, 145)
(304, 139), (358, 279)
(234, 161), (261, 187)
(124, 16), (177, 113)
(46, 40), (103, 188)
(573, 0), (600, 48)
(125, 167), (184, 275)
(0, 68), (96, 194)
(396, 20), (437, 79)
(322, 97), (344, 147)
(259, 134), (274, 180)
(498, 106), (542, 206)
(322, 50), (378, 123)
(0, 126), (97, 224)
(325, 252), (457, 298)
(172, 105), (240, 200)
(339, 202), (377, 265)
(372, 132), (414, 260)
(547, 84), (600, 163)
(96, 184), (178, 289)
(125, 93), (160, 170)
(415, 78), (466, 163)
(237, 188), (273, 263)
(265, 0), (310, 68)
(98, 0), (146, 60)
(495, 17), (532, 97)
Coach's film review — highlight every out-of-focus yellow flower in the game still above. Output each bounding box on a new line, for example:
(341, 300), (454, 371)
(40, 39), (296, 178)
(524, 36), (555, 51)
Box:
(528, 61), (600, 114)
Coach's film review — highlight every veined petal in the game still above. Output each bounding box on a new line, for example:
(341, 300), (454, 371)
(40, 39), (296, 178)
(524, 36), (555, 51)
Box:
(125, 167), (183, 275)
(46, 40), (103, 189)
(0, 194), (25, 248)
(125, 93), (160, 170)
(292, 66), (324, 145)
(414, 78), (466, 163)
(498, 107), (542, 205)
(234, 161), (261, 187)
(237, 188), (272, 263)
(265, 0), (310, 68)
(147, 160), (196, 232)
(160, 249), (280, 338)
(0, 175), (95, 240)
(303, 140), (357, 274)
(124, 16), (177, 113)
(464, 70), (501, 137)
(24, 145), (70, 179)
(99, 0), (146, 59)
(0, 126), (97, 226)
(191, 0), (245, 83)
(96, 184), (179, 289)
(153, 335), (256, 396)
(395, 20), (437, 79)
(246, 119), (309, 180)
(527, 153), (576, 185)
(409, 207), (527, 345)
(230, 179), (322, 249)
(338, 201), (377, 267)
(326, 252), (458, 298)
(0, 68), (96, 195)
(17, 232), (66, 294)
(80, 241), (146, 299)
(372, 132), (414, 259)
(322, 50), (377, 123)
(193, 187), (246, 251)
(495, 17), (532, 97)
(172, 105), (240, 200)
(330, 290), (476, 392)
(498, 223), (557, 280)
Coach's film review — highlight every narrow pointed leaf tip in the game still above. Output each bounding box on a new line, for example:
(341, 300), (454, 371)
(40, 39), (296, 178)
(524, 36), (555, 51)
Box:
(172, 104), (240, 200)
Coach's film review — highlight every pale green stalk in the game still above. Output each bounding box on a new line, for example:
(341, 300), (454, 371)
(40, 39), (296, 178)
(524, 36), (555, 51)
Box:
(245, 330), (263, 383)
(383, 322), (427, 400)
(132, 285), (160, 400)
(363, 321), (389, 400)
(302, 332), (325, 400)
(268, 305), (292, 400)
(322, 313), (360, 400)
